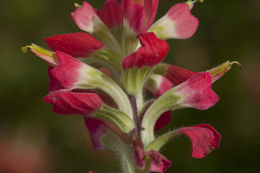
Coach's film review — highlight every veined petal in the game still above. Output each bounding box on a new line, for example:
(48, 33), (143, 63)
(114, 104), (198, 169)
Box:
(122, 0), (145, 33)
(122, 33), (169, 95)
(141, 72), (219, 145)
(122, 0), (158, 33)
(45, 33), (104, 57)
(96, 0), (123, 29)
(149, 3), (199, 39)
(71, 2), (97, 33)
(43, 90), (104, 116)
(178, 124), (221, 159)
(122, 32), (169, 69)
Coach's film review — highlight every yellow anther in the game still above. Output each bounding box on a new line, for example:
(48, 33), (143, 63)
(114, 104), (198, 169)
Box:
(74, 3), (81, 8)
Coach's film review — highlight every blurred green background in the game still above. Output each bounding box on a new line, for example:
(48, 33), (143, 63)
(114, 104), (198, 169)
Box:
(0, 0), (260, 172)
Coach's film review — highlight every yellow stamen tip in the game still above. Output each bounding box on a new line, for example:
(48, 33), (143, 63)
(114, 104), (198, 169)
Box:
(21, 45), (32, 53)
(74, 3), (81, 8)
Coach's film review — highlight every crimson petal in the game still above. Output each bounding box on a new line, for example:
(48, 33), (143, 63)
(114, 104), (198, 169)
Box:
(45, 33), (103, 57)
(122, 32), (169, 69)
(178, 124), (221, 159)
(96, 0), (123, 28)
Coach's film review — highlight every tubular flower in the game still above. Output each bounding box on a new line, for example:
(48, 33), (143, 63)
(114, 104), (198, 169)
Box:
(23, 0), (240, 172)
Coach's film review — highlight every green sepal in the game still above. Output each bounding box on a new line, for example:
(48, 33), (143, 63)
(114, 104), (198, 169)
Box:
(122, 67), (151, 96)
(91, 47), (123, 71)
(141, 89), (181, 146)
(93, 105), (135, 133)
(76, 66), (133, 119)
(145, 130), (181, 151)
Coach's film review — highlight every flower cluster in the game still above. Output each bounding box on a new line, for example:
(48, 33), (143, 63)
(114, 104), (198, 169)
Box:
(23, 0), (240, 172)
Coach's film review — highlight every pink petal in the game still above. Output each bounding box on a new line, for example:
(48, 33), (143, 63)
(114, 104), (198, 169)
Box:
(178, 124), (221, 159)
(43, 90), (104, 116)
(71, 2), (97, 33)
(89, 171), (96, 173)
(167, 3), (199, 39)
(48, 51), (84, 90)
(122, 0), (145, 33)
(96, 0), (123, 28)
(143, 0), (159, 31)
(122, 32), (169, 69)
(147, 150), (172, 173)
(165, 64), (195, 86)
(176, 72), (219, 110)
(85, 117), (108, 149)
(122, 0), (158, 33)
(45, 33), (103, 57)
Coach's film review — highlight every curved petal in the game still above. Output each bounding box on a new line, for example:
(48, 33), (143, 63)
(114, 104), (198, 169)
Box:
(178, 124), (221, 159)
(122, 0), (158, 33)
(71, 2), (97, 33)
(45, 33), (103, 57)
(175, 72), (219, 110)
(150, 3), (199, 39)
(122, 32), (169, 69)
(43, 90), (104, 116)
(48, 51), (84, 90)
(96, 0), (123, 28)
(165, 64), (195, 86)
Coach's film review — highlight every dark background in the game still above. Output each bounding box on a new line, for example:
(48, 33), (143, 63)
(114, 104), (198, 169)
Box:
(0, 0), (260, 172)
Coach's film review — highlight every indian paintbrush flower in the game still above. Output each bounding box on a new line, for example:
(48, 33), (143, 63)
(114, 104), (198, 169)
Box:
(22, 0), (240, 172)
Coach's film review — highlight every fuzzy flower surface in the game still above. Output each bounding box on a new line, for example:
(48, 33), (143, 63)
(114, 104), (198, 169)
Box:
(23, 0), (240, 172)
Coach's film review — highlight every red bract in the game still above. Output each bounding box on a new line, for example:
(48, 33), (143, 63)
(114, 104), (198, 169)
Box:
(122, 32), (169, 69)
(122, 0), (158, 33)
(165, 3), (199, 39)
(45, 33), (103, 58)
(175, 72), (219, 110)
(178, 124), (221, 159)
(96, 0), (123, 28)
(48, 51), (84, 90)
(43, 91), (104, 116)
